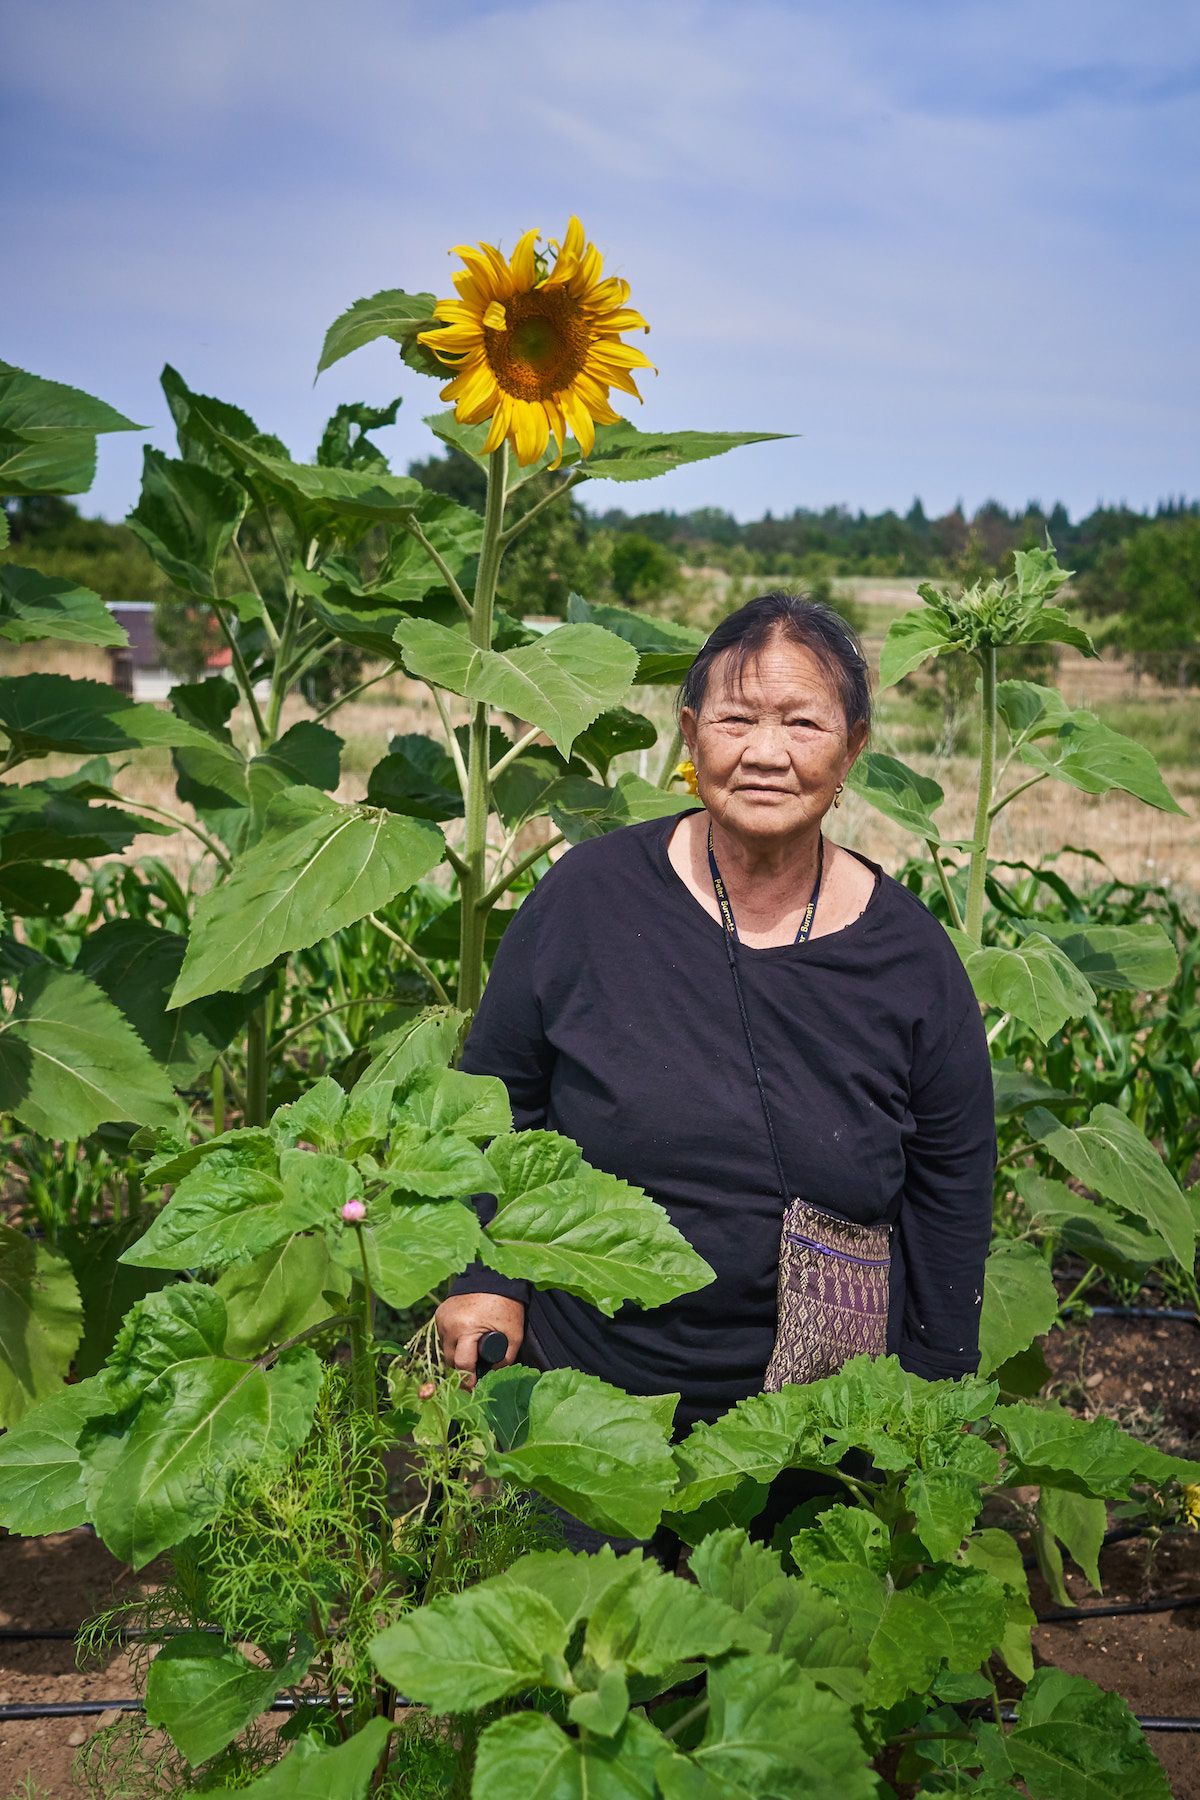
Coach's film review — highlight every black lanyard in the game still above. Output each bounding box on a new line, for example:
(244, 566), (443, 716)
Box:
(706, 820), (824, 946)
(706, 819), (825, 1206)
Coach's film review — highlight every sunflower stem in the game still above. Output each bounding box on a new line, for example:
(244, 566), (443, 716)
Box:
(457, 441), (509, 1013)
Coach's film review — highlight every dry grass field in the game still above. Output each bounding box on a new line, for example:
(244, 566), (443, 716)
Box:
(7, 577), (1200, 910)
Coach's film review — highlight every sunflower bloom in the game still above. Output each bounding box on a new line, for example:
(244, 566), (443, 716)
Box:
(416, 217), (654, 467)
(675, 759), (699, 795)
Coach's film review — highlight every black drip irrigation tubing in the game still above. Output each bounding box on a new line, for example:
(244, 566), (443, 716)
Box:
(0, 1694), (369, 1722)
(1059, 1303), (1199, 1323)
(2, 1696), (1197, 1733)
(1036, 1593), (1200, 1622)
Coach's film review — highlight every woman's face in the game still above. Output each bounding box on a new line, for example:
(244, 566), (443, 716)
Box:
(681, 633), (866, 847)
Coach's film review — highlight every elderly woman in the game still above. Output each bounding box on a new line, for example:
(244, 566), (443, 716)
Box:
(436, 592), (995, 1548)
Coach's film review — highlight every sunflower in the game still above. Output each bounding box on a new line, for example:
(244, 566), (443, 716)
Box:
(416, 217), (653, 467)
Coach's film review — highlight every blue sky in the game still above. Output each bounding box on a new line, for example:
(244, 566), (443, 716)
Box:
(5, 0), (1198, 525)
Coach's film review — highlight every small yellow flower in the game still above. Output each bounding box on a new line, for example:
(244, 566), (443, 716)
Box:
(1183, 1483), (1200, 1530)
(675, 758), (699, 795)
(417, 217), (654, 467)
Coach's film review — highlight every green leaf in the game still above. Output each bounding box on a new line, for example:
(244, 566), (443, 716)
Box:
(317, 289), (439, 375)
(0, 1376), (110, 1532)
(0, 360), (140, 441)
(171, 787), (444, 1006)
(122, 1145), (348, 1272)
(1016, 711), (1185, 814)
(378, 1123), (494, 1196)
(824, 1571), (952, 1710)
(145, 1632), (307, 1766)
(160, 364), (290, 473)
(77, 920), (261, 1085)
(1015, 1172), (1169, 1281)
(402, 1065), (512, 1140)
(0, 361), (140, 497)
(566, 592), (705, 684)
(247, 721), (342, 820)
(224, 1716), (393, 1799)
(473, 1710), (666, 1800)
(208, 434), (447, 529)
(371, 1580), (569, 1710)
(1013, 920), (1178, 994)
(878, 610), (954, 687)
(568, 1665), (631, 1737)
(1026, 1104), (1196, 1271)
(571, 706), (657, 778)
(0, 566), (125, 647)
(1039, 1485), (1106, 1591)
(548, 772), (690, 844)
(366, 734), (463, 821)
(104, 1284), (228, 1406)
(910, 1563), (1010, 1672)
(995, 1399), (1200, 1498)
(977, 1239), (1061, 1376)
(668, 1357), (998, 1520)
(949, 930), (1096, 1042)
(127, 448), (246, 596)
(493, 745), (571, 829)
(996, 679), (1076, 743)
(396, 619), (638, 758)
(0, 965), (178, 1135)
(487, 1365), (678, 1539)
(481, 1131), (714, 1314)
(0, 1228), (81, 1428)
(216, 1233), (351, 1358)
(350, 1006), (466, 1096)
(59, 1218), (173, 1379)
(89, 1347), (322, 1567)
(0, 673), (211, 760)
(584, 1556), (758, 1676)
(992, 1067), (1073, 1116)
(578, 421), (789, 485)
(844, 750), (945, 840)
(656, 1654), (874, 1800)
(960, 1527), (1036, 1683)
(998, 1667), (1171, 1799)
(905, 1467), (987, 1560)
(688, 1530), (866, 1701)
(329, 1196), (480, 1310)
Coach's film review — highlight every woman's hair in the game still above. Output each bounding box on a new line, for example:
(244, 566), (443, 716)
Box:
(676, 590), (872, 739)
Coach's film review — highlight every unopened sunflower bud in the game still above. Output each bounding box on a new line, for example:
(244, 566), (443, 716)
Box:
(341, 1198), (367, 1224)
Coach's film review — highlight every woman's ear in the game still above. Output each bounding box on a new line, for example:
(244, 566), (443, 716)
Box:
(679, 706), (698, 757)
(842, 721), (869, 780)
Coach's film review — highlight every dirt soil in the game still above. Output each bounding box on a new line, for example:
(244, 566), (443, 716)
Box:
(1, 1316), (1197, 1796)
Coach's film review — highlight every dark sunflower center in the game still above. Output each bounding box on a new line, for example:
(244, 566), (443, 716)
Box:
(484, 288), (591, 401)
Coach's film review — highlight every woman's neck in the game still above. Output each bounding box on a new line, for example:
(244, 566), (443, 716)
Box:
(705, 817), (827, 892)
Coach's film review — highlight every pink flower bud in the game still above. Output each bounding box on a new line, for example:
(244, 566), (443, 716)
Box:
(341, 1198), (367, 1224)
(417, 1381), (436, 1401)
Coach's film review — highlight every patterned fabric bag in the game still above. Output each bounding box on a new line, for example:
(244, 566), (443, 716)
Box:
(763, 1197), (890, 1391)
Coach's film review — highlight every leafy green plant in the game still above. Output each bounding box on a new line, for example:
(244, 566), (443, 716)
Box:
(857, 548), (1198, 1384)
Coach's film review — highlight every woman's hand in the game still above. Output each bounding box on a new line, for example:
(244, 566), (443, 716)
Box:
(434, 1293), (525, 1390)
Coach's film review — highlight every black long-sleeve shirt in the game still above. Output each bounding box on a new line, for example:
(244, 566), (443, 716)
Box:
(453, 810), (995, 1427)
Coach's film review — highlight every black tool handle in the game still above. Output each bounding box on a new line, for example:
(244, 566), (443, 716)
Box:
(475, 1330), (509, 1377)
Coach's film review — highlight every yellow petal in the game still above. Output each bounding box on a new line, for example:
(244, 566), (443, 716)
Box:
(509, 228), (540, 294)
(482, 300), (507, 331)
(562, 389), (595, 458)
(484, 395), (513, 454)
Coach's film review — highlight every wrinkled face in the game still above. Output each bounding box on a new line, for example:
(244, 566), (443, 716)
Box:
(681, 633), (866, 846)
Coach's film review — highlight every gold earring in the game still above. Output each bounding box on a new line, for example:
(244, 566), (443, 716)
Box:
(834, 783), (844, 808)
